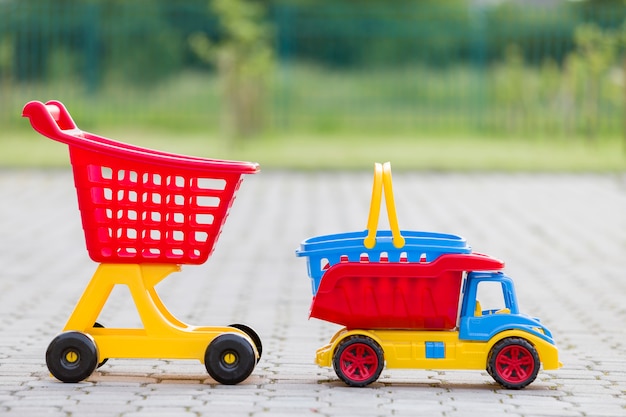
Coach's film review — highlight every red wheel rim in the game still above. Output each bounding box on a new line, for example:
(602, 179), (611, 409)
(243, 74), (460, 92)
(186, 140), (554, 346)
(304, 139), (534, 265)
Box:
(339, 343), (379, 382)
(494, 344), (535, 384)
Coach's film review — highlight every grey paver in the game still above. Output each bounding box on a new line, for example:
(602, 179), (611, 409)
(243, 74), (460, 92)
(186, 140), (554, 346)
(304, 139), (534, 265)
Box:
(0, 170), (625, 416)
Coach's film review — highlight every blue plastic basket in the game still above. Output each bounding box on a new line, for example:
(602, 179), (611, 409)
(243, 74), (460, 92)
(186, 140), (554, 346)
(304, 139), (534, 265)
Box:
(296, 229), (471, 295)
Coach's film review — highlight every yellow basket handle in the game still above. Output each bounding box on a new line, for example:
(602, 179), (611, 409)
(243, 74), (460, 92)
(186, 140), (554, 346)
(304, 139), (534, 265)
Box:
(364, 163), (383, 249)
(382, 162), (405, 248)
(364, 162), (405, 249)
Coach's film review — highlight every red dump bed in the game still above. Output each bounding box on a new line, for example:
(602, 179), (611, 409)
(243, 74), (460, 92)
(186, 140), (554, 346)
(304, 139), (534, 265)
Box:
(309, 253), (504, 330)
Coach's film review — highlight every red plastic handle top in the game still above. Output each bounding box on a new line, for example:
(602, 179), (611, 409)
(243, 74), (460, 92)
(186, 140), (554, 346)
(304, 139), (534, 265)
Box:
(45, 102), (77, 130)
(22, 100), (260, 174)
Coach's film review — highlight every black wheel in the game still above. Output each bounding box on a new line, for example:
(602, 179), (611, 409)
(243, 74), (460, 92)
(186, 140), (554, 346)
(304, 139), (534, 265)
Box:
(228, 323), (262, 363)
(488, 337), (540, 389)
(46, 331), (98, 383)
(205, 333), (256, 385)
(93, 322), (108, 368)
(332, 335), (384, 387)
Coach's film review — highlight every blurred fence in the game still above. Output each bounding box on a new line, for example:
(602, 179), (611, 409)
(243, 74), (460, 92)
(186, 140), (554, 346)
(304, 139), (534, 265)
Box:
(1, 0), (625, 138)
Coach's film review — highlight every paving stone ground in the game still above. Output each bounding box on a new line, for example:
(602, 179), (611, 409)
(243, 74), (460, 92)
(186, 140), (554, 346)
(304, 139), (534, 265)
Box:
(0, 170), (624, 417)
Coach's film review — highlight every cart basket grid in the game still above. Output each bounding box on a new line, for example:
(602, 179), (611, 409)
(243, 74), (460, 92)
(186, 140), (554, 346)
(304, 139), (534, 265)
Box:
(23, 100), (259, 264)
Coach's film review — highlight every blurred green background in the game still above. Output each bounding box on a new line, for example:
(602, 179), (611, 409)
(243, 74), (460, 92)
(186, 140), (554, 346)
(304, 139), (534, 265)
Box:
(1, 0), (625, 170)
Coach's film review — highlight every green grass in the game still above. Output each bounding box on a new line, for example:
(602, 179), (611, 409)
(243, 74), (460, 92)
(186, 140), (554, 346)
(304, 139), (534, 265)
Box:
(2, 128), (624, 172)
(4, 63), (624, 138)
(3, 64), (625, 172)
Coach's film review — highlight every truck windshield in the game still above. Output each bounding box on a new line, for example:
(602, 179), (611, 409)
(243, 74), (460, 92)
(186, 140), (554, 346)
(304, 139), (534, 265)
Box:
(475, 280), (508, 315)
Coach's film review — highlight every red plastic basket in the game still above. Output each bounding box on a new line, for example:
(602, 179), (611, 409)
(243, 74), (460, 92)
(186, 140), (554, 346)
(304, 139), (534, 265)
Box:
(23, 100), (259, 264)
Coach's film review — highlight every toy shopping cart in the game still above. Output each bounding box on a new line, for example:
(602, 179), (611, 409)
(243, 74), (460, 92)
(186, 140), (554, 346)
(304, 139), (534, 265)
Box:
(23, 100), (262, 385)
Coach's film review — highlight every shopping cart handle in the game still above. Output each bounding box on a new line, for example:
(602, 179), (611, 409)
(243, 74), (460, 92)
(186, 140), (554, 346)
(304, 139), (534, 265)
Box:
(45, 104), (61, 122)
(22, 100), (78, 135)
(22, 100), (260, 174)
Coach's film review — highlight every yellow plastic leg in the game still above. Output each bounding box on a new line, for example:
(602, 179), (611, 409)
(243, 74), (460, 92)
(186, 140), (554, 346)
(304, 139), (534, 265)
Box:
(63, 264), (179, 333)
(62, 263), (258, 364)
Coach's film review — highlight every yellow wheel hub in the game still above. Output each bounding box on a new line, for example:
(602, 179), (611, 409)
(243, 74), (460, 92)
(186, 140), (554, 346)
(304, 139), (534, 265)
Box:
(65, 351), (79, 363)
(223, 352), (237, 365)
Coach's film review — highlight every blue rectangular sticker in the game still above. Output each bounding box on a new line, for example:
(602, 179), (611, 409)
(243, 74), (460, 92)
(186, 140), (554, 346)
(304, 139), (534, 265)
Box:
(425, 342), (445, 359)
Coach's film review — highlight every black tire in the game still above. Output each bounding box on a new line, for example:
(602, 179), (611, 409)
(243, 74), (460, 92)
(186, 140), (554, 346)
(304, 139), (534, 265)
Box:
(228, 323), (262, 363)
(332, 335), (384, 387)
(205, 333), (256, 385)
(93, 322), (108, 368)
(46, 331), (98, 383)
(488, 337), (540, 389)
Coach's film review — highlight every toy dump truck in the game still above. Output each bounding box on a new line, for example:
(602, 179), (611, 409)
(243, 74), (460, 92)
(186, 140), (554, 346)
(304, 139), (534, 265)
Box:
(297, 163), (561, 389)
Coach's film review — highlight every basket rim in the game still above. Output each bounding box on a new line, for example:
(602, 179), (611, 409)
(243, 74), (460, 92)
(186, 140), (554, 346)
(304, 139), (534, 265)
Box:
(23, 100), (260, 175)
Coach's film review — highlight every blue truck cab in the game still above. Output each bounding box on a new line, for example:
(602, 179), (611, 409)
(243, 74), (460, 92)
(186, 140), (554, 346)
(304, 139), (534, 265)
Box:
(459, 271), (557, 346)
